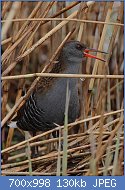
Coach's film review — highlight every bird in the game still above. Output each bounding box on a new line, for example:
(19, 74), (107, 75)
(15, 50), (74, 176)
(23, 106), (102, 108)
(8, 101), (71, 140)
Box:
(10, 40), (107, 157)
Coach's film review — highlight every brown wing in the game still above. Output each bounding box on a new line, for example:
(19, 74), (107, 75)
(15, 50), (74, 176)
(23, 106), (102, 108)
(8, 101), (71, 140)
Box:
(35, 58), (65, 93)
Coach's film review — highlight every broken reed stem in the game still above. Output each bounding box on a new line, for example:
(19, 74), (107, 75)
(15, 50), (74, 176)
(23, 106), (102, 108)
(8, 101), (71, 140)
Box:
(1, 140), (123, 170)
(2, 162), (124, 176)
(2, 138), (123, 163)
(1, 131), (123, 157)
(2, 73), (124, 80)
(2, 161), (124, 176)
(1, 109), (124, 154)
(2, 117), (122, 154)
(1, 18), (124, 26)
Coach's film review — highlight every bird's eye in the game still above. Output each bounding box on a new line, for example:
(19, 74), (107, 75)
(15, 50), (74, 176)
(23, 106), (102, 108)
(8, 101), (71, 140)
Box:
(76, 44), (82, 50)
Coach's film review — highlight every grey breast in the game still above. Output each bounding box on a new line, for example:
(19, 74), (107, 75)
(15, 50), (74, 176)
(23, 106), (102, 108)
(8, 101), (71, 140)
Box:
(17, 77), (79, 132)
(35, 77), (79, 128)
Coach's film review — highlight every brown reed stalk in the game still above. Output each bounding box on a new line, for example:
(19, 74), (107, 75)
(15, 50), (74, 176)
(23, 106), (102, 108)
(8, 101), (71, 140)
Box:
(1, 73), (124, 80)
(3, 1), (55, 163)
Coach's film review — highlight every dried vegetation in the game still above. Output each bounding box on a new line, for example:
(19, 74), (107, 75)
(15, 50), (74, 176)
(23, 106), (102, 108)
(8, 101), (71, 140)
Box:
(1, 1), (124, 176)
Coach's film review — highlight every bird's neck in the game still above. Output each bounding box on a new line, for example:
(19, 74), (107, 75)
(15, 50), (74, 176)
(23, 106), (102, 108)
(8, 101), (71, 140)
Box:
(36, 59), (81, 93)
(63, 61), (80, 74)
(51, 58), (81, 74)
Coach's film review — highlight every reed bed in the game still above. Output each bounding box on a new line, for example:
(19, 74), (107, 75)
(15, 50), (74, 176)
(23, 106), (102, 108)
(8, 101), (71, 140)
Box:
(1, 1), (124, 176)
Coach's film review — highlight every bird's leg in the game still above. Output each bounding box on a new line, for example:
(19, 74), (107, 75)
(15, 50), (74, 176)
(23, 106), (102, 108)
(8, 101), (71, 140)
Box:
(52, 131), (61, 150)
(52, 131), (65, 152)
(52, 130), (63, 150)
(31, 131), (39, 158)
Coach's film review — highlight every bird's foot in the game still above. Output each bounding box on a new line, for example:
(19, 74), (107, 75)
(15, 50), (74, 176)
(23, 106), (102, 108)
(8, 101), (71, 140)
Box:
(31, 146), (39, 158)
(31, 152), (40, 159)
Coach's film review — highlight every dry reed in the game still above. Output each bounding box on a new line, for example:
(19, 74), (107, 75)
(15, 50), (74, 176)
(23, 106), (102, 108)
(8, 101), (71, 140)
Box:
(1, 1), (124, 176)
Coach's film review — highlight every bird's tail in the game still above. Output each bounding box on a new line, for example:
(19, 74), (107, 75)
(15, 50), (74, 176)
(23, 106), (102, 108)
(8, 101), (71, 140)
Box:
(8, 121), (18, 128)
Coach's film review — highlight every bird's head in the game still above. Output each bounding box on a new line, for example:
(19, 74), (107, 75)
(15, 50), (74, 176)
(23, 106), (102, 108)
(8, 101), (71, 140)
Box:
(61, 40), (107, 64)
